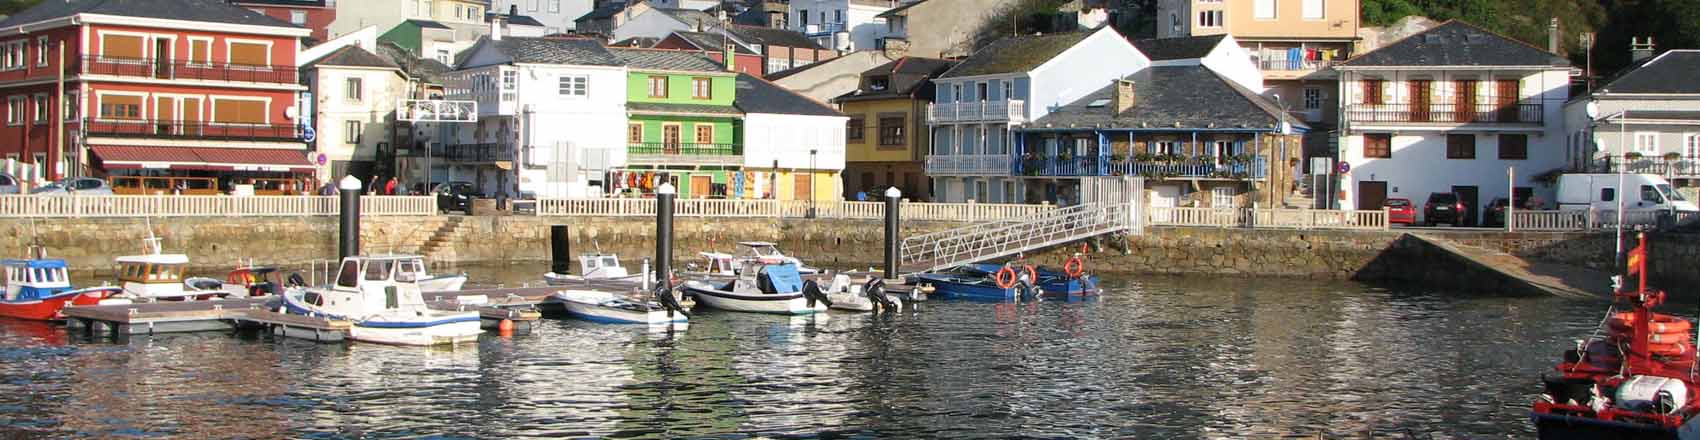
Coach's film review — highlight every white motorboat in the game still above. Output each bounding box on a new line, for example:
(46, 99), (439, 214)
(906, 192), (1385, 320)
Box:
(551, 289), (687, 325)
(544, 253), (645, 285)
(691, 242), (819, 276)
(679, 263), (831, 315)
(397, 257), (466, 292)
(279, 255), (481, 346)
(114, 237), (227, 301)
(820, 274), (905, 312)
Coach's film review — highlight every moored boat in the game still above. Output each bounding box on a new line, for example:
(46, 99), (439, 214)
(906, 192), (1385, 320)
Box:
(279, 255), (481, 346)
(544, 253), (645, 285)
(821, 274), (904, 312)
(551, 288), (687, 325)
(907, 257), (1100, 302)
(115, 237), (226, 301)
(0, 259), (120, 321)
(679, 263), (832, 315)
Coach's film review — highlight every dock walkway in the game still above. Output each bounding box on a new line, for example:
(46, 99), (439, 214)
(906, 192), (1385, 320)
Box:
(1408, 233), (1611, 298)
(64, 286), (550, 340)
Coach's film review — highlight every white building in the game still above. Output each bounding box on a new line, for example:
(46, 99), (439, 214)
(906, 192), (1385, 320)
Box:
(786, 0), (899, 51)
(1334, 20), (1572, 220)
(735, 73), (849, 201)
(1131, 34), (1263, 92)
(331, 0), (489, 41)
(925, 26), (1150, 203)
(489, 0), (595, 33)
(306, 46), (411, 181)
(1562, 49), (1700, 186)
(610, 7), (721, 44)
(446, 36), (630, 198)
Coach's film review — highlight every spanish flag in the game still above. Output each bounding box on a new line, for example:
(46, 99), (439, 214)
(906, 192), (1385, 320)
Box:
(1628, 238), (1647, 277)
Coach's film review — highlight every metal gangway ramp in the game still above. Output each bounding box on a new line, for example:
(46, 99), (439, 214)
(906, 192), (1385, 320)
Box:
(900, 200), (1143, 273)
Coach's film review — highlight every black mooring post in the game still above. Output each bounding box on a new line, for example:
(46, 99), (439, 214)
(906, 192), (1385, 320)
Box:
(550, 225), (571, 275)
(656, 183), (676, 289)
(884, 186), (901, 279)
(338, 175), (362, 260)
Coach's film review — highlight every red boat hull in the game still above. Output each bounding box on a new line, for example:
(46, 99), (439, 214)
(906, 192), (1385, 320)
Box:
(0, 288), (119, 321)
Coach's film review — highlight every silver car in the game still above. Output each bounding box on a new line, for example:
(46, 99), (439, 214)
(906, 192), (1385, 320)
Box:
(0, 173), (17, 195)
(30, 177), (113, 196)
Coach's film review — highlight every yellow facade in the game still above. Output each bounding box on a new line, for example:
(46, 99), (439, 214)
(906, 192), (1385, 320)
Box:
(771, 170), (843, 201)
(1188, 0), (1358, 40)
(841, 98), (927, 163)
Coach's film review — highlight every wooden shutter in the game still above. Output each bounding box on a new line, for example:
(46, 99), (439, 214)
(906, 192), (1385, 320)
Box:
(101, 34), (144, 59)
(213, 99), (266, 124)
(794, 173), (812, 200)
(228, 42), (267, 66)
(98, 95), (143, 119)
(183, 98), (201, 122)
(189, 40), (210, 64)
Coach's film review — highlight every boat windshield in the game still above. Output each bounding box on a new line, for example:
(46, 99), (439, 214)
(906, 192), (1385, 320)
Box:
(750, 246), (779, 257)
(599, 256), (619, 267)
(364, 259), (395, 281)
(394, 259), (423, 282)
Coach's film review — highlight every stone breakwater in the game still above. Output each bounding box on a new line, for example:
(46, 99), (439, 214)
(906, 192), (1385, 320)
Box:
(2, 216), (1691, 295)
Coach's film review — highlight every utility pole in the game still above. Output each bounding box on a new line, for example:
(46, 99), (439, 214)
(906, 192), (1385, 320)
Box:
(55, 40), (65, 179)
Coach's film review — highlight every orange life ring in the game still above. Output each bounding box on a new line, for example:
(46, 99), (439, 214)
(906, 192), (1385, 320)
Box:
(1063, 257), (1086, 278)
(1646, 342), (1693, 357)
(995, 266), (1018, 289)
(1607, 312), (1694, 334)
(1023, 265), (1038, 284)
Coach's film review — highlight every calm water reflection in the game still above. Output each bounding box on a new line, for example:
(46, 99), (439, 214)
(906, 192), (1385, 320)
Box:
(0, 264), (1609, 438)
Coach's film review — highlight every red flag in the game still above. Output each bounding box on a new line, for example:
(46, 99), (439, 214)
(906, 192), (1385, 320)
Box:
(1627, 239), (1647, 277)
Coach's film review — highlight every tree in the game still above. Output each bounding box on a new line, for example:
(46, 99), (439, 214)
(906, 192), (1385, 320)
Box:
(0, 0), (43, 15)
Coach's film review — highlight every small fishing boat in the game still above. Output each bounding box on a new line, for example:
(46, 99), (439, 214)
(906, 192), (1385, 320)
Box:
(544, 253), (645, 285)
(907, 258), (1100, 302)
(279, 255), (481, 346)
(820, 274), (904, 312)
(115, 237), (227, 301)
(679, 263), (832, 315)
(1530, 234), (1700, 437)
(551, 287), (688, 325)
(0, 258), (120, 321)
(691, 242), (819, 276)
(395, 256), (466, 292)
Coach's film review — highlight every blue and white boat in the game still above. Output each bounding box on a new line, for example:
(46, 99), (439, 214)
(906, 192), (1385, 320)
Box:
(0, 258), (121, 321)
(908, 263), (1099, 302)
(551, 289), (687, 325)
(679, 263), (832, 315)
(279, 255), (481, 346)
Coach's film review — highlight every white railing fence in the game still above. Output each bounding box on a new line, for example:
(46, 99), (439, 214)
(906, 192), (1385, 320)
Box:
(900, 203), (1136, 273)
(1510, 208), (1699, 232)
(535, 198), (1052, 222)
(0, 195), (436, 218)
(1146, 206), (1391, 230)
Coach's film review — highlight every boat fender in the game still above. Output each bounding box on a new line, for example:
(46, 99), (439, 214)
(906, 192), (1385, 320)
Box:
(653, 284), (690, 318)
(995, 266), (1019, 289)
(1064, 257), (1086, 279)
(802, 280), (833, 308)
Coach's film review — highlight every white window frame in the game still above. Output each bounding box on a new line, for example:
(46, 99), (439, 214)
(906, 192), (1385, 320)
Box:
(345, 76), (364, 102)
(207, 95), (272, 125)
(223, 38), (274, 69)
(1634, 132), (1660, 155)
(549, 0), (561, 13)
(1254, 0), (1277, 19)
(186, 36), (214, 66)
(1198, 10), (1224, 28)
(35, 36), (47, 67)
(5, 96), (22, 126)
(1686, 133), (1700, 161)
(1302, 87), (1322, 110)
(62, 91), (77, 122)
(345, 120), (362, 144)
(93, 90), (148, 122)
(1302, 0), (1324, 20)
(558, 74), (588, 97)
(32, 93), (47, 124)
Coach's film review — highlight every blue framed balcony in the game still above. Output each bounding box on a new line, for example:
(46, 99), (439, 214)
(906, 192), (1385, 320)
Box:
(1016, 155), (1268, 179)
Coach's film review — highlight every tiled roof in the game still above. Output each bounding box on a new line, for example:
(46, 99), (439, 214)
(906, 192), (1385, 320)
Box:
(308, 46), (402, 70)
(488, 37), (624, 66)
(575, 2), (625, 22)
(1034, 66), (1307, 131)
(490, 14), (547, 27)
(609, 48), (726, 72)
(1131, 34), (1225, 61)
(727, 24), (820, 49)
(655, 8), (718, 28)
(941, 31), (1091, 78)
(628, 101), (743, 116)
(672, 31), (759, 54)
(0, 0), (298, 28)
(1598, 50), (1700, 95)
(735, 73), (842, 116)
(834, 56), (954, 102)
(1338, 20), (1570, 68)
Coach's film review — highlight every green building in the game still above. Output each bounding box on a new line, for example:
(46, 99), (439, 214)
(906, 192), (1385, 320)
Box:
(610, 48), (745, 199)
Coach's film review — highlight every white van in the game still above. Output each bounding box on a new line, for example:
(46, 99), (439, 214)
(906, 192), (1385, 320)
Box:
(1556, 174), (1699, 218)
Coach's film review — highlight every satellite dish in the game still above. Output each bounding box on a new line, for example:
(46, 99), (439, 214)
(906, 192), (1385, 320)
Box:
(285, 106), (299, 119)
(1585, 101), (1600, 119)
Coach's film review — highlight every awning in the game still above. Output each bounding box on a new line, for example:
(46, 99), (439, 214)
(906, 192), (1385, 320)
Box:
(91, 146), (316, 173)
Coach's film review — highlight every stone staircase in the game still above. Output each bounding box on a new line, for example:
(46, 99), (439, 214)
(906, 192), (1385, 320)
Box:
(416, 216), (467, 262)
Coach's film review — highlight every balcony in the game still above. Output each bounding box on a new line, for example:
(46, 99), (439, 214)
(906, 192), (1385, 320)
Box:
(803, 22), (846, 36)
(81, 55), (298, 85)
(925, 154), (1013, 175)
(1015, 155), (1269, 179)
(1345, 103), (1543, 126)
(438, 143), (515, 163)
(83, 119), (301, 142)
(1584, 156), (1700, 178)
(626, 142), (741, 166)
(927, 100), (1027, 124)
(1258, 58), (1337, 80)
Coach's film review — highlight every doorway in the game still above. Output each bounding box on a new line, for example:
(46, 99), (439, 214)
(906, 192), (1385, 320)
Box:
(1409, 80), (1432, 122)
(1357, 181), (1387, 211)
(153, 37), (172, 79)
(1454, 80), (1477, 123)
(690, 175), (711, 198)
(1451, 185), (1479, 227)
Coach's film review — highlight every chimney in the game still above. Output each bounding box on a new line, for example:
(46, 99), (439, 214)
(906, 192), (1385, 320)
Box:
(723, 37), (736, 71)
(1547, 18), (1559, 54)
(1632, 37), (1656, 62)
(491, 13), (505, 40)
(1112, 79), (1135, 115)
(510, 4), (519, 15)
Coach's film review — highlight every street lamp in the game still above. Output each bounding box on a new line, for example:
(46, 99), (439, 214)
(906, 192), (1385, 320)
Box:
(1587, 101), (1629, 266)
(808, 149), (818, 218)
(1266, 92), (1291, 208)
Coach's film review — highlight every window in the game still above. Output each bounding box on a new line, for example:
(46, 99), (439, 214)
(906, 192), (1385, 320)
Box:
(100, 34), (144, 59)
(868, 76), (889, 91)
(97, 94), (142, 120)
(691, 77), (712, 99)
(1641, 185), (1664, 204)
(62, 91), (76, 121)
(211, 98), (266, 124)
(549, 0), (561, 12)
(345, 77), (363, 102)
(976, 82), (988, 102)
(454, 5), (463, 18)
(1685, 133), (1700, 160)
(1358, 134), (1392, 158)
(290, 10), (307, 25)
(1362, 79), (1384, 105)
(950, 83), (962, 102)
(797, 9), (808, 26)
(694, 124), (715, 144)
(1198, 10), (1224, 27)
(846, 117), (864, 141)
(1634, 132), (1659, 154)
(1302, 0), (1324, 19)
(878, 116), (904, 146)
(834, 9), (843, 23)
(1002, 82), (1013, 101)
(35, 36), (47, 67)
(628, 123), (643, 143)
(1153, 141), (1180, 155)
(1254, 0), (1276, 19)
(1499, 134), (1527, 160)
(6, 96), (21, 125)
(647, 76), (668, 98)
(1303, 87), (1322, 110)
(501, 70), (517, 101)
(345, 120), (361, 144)
(1600, 187), (1616, 202)
(559, 75), (587, 97)
(188, 38), (211, 65)
(1170, 13), (1179, 34)
(1446, 134), (1476, 159)
(32, 94), (46, 124)
(228, 41), (268, 66)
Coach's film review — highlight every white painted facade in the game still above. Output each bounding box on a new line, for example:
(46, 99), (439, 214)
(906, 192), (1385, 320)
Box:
(309, 65), (409, 180)
(1335, 68), (1571, 216)
(331, 0), (489, 40)
(743, 112), (849, 171)
(786, 0), (896, 51)
(926, 27), (1150, 203)
(489, 0), (595, 33)
(1560, 52), (1700, 180)
(1144, 34), (1263, 92)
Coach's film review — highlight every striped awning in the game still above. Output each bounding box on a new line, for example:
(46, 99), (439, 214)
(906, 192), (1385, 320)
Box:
(91, 146), (315, 173)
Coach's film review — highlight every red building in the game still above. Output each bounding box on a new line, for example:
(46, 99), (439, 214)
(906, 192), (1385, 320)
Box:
(653, 31), (764, 77)
(228, 0), (336, 43)
(0, 0), (313, 188)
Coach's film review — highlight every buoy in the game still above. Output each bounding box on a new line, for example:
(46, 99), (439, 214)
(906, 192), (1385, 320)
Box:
(1064, 257), (1086, 279)
(498, 319), (515, 336)
(994, 266), (1018, 289)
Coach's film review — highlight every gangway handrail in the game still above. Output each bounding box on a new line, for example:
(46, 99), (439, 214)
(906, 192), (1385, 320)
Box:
(899, 202), (1135, 273)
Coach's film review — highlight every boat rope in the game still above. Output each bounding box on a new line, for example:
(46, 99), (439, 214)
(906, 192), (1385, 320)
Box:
(1571, 304), (1616, 374)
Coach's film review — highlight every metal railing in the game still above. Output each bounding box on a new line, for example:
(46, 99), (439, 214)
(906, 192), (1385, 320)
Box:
(925, 154), (1013, 175)
(0, 195), (436, 218)
(926, 100), (1027, 123)
(1259, 58), (1336, 72)
(1510, 208), (1699, 231)
(803, 22), (846, 35)
(627, 142), (738, 156)
(900, 202), (1137, 273)
(440, 143), (515, 162)
(83, 119), (302, 141)
(1146, 206), (1390, 230)
(1592, 156), (1700, 178)
(536, 198), (1052, 222)
(1344, 103), (1543, 124)
(1016, 156), (1270, 179)
(81, 55), (298, 84)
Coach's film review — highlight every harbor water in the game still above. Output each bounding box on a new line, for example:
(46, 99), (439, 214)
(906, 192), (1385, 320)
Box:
(0, 263), (1616, 438)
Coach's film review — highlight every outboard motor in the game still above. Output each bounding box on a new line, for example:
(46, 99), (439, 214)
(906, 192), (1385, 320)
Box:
(863, 277), (898, 312)
(802, 280), (833, 308)
(653, 284), (690, 318)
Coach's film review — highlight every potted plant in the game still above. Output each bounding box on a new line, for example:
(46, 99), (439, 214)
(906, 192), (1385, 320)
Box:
(1625, 151), (1644, 161)
(1110, 153), (1127, 164)
(1665, 152), (1682, 162)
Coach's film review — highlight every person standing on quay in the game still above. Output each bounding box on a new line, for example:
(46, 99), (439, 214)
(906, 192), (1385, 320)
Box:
(384, 177), (398, 196)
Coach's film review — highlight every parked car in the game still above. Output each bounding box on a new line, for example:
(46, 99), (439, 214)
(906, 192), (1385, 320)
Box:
(30, 177), (113, 196)
(1423, 192), (1470, 226)
(1483, 197), (1510, 227)
(1385, 198), (1416, 225)
(0, 173), (17, 195)
(433, 182), (477, 214)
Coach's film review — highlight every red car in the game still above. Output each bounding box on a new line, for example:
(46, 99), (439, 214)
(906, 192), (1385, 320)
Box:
(1385, 198), (1416, 225)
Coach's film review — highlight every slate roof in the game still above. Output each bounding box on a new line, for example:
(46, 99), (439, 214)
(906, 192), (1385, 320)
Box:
(1623, 110), (1700, 121)
(734, 73), (843, 116)
(490, 14), (546, 27)
(379, 42), (451, 81)
(1338, 20), (1570, 68)
(834, 57), (954, 102)
(575, 2), (625, 22)
(308, 46), (402, 70)
(610, 37), (662, 48)
(671, 31), (759, 55)
(229, 0), (328, 6)
(628, 102), (743, 116)
(1131, 34), (1225, 61)
(941, 31), (1091, 78)
(727, 24), (820, 49)
(1034, 65), (1308, 131)
(0, 0), (298, 28)
(655, 8), (719, 28)
(731, 2), (784, 26)
(487, 37), (624, 66)
(1598, 50), (1700, 95)
(764, 57), (832, 80)
(875, 0), (926, 18)
(609, 48), (726, 72)
(408, 19), (452, 30)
